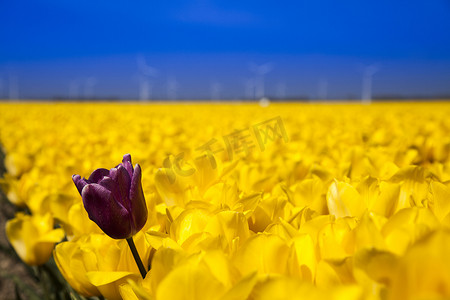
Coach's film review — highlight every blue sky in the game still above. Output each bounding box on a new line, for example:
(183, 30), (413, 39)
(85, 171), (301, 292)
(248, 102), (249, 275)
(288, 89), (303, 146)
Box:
(1, 0), (450, 100)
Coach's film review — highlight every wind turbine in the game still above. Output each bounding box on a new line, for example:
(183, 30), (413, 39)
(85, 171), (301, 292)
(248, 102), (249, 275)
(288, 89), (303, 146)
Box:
(136, 54), (158, 101)
(8, 75), (19, 100)
(0, 77), (4, 99)
(166, 76), (179, 100)
(69, 79), (80, 99)
(84, 77), (97, 100)
(318, 78), (328, 100)
(249, 62), (273, 100)
(210, 81), (221, 101)
(361, 65), (379, 104)
(244, 77), (255, 100)
(275, 82), (287, 99)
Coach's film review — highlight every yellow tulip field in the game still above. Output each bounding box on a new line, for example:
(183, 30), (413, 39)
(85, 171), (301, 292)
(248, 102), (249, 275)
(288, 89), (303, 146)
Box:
(1, 101), (450, 300)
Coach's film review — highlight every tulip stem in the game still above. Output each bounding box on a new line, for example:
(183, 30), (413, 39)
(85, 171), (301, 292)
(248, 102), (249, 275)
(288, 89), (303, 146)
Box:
(126, 237), (147, 279)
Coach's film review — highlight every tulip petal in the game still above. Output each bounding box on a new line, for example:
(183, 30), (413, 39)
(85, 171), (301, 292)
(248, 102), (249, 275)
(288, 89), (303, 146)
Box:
(118, 283), (141, 300)
(39, 228), (65, 243)
(82, 184), (132, 239)
(88, 272), (141, 300)
(129, 164), (148, 233)
(250, 277), (324, 300)
(122, 154), (134, 179)
(72, 175), (88, 195)
(54, 241), (101, 297)
(87, 271), (137, 286)
(98, 176), (115, 191)
(233, 233), (290, 275)
(88, 168), (110, 184)
(109, 166), (132, 208)
(327, 180), (365, 218)
(220, 272), (258, 300)
(156, 263), (226, 300)
(98, 176), (123, 209)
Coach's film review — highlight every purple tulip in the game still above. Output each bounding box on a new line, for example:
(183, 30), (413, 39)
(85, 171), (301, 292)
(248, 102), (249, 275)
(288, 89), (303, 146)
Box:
(72, 154), (148, 239)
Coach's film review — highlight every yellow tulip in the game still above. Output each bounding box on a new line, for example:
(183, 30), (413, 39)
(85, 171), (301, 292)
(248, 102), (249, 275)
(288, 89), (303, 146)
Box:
(126, 247), (241, 300)
(154, 167), (188, 207)
(291, 177), (327, 214)
(65, 202), (103, 239)
(157, 254), (228, 300)
(351, 212), (387, 252)
(318, 217), (356, 261)
(265, 217), (299, 241)
(389, 230), (450, 300)
(353, 248), (398, 286)
(3, 102), (450, 299)
(287, 233), (317, 282)
(6, 212), (64, 266)
(202, 182), (239, 209)
(327, 180), (366, 219)
(233, 233), (290, 276)
(4, 152), (33, 177)
(0, 173), (34, 207)
(249, 277), (325, 300)
(170, 208), (212, 246)
(155, 249), (245, 300)
(356, 176), (400, 218)
(389, 166), (430, 211)
(55, 232), (150, 300)
(428, 181), (450, 221)
(203, 210), (251, 253)
(53, 236), (101, 297)
(119, 282), (146, 300)
(382, 207), (439, 255)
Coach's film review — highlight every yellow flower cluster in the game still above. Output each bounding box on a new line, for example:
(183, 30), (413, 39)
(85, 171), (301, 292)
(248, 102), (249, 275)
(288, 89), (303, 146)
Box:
(1, 102), (450, 300)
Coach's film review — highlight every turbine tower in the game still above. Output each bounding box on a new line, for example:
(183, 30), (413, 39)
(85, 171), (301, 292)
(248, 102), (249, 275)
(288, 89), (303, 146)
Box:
(8, 75), (19, 100)
(361, 65), (379, 104)
(210, 81), (221, 101)
(275, 82), (287, 99)
(244, 78), (256, 100)
(318, 78), (328, 100)
(0, 77), (4, 99)
(166, 76), (179, 100)
(136, 54), (158, 101)
(249, 62), (273, 100)
(84, 77), (97, 100)
(69, 79), (80, 99)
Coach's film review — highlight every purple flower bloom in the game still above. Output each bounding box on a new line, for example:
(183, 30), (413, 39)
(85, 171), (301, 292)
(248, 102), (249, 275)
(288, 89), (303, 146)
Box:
(72, 154), (148, 239)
